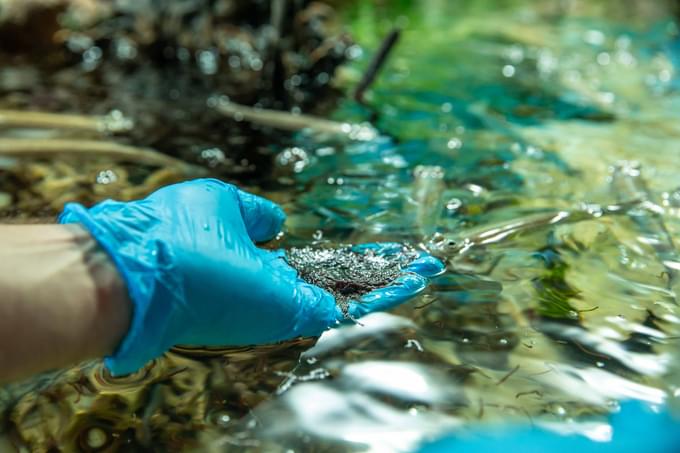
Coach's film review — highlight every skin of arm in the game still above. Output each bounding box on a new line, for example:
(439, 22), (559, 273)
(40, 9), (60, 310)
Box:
(0, 224), (131, 383)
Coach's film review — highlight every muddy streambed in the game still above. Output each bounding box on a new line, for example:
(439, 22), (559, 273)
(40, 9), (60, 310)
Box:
(2, 0), (680, 451)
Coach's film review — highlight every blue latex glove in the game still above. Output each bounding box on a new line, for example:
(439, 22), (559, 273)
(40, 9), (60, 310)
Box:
(418, 402), (680, 453)
(59, 179), (443, 376)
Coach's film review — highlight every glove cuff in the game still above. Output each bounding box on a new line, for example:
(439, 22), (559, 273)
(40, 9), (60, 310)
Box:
(59, 202), (183, 376)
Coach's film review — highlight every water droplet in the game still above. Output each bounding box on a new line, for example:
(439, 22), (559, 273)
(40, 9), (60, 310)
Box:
(86, 427), (108, 449)
(502, 64), (516, 77)
(277, 147), (310, 172)
(198, 49), (219, 75)
(177, 47), (191, 62)
(583, 29), (606, 46)
(203, 224), (210, 231)
(597, 52), (611, 65)
(446, 198), (462, 211)
(212, 412), (231, 427)
(200, 148), (226, 168)
(82, 46), (103, 71)
(250, 58), (263, 71)
(345, 45), (363, 60)
(228, 55), (241, 69)
(405, 339), (424, 352)
(659, 69), (672, 83)
(96, 169), (118, 185)
(553, 404), (567, 416)
(114, 37), (138, 60)
(447, 138), (462, 149)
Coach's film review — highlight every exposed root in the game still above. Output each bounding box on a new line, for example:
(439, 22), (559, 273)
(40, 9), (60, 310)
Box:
(0, 109), (133, 134)
(0, 138), (205, 174)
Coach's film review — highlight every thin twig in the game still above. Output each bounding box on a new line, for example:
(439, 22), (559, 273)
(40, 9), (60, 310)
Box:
(414, 297), (438, 310)
(516, 390), (543, 399)
(0, 138), (204, 174)
(496, 364), (520, 385)
(573, 341), (610, 360)
(353, 27), (401, 104)
(0, 109), (133, 133)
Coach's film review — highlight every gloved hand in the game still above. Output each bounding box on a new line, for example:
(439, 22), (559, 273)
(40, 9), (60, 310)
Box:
(59, 179), (444, 376)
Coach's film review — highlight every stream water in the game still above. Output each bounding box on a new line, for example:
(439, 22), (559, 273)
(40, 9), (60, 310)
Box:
(2, 0), (680, 452)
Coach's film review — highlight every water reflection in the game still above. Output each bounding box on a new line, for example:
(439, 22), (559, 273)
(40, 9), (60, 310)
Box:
(229, 1), (680, 450)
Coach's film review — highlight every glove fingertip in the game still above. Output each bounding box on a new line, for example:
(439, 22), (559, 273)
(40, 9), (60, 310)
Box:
(347, 273), (428, 318)
(236, 189), (286, 242)
(405, 255), (446, 278)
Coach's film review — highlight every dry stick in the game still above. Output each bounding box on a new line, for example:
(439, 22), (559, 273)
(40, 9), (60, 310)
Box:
(0, 110), (132, 134)
(0, 138), (204, 174)
(214, 98), (377, 140)
(270, 0), (287, 41)
(353, 27), (401, 104)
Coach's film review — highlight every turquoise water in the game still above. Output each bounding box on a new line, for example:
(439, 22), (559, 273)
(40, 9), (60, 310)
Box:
(247, 1), (680, 450)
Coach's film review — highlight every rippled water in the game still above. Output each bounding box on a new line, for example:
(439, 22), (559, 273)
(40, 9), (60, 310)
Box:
(3, 0), (680, 451)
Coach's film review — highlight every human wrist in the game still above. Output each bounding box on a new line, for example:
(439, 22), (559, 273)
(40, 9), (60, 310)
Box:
(0, 224), (132, 381)
(42, 223), (132, 360)
(71, 224), (133, 358)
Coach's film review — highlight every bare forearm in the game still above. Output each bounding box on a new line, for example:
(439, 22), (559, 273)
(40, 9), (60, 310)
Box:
(0, 224), (131, 383)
